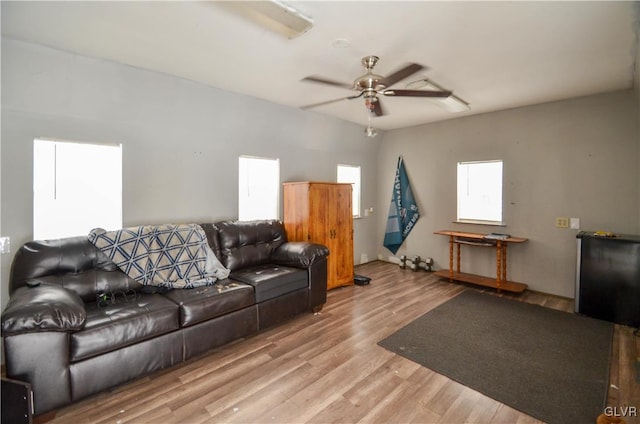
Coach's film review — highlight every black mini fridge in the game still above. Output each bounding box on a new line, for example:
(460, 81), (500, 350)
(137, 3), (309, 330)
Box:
(576, 231), (640, 327)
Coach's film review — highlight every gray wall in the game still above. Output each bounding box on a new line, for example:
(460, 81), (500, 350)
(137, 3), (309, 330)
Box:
(2, 38), (639, 306)
(377, 90), (639, 298)
(0, 38), (381, 312)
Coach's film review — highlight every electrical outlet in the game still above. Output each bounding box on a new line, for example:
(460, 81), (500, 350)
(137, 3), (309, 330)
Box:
(555, 217), (569, 228)
(570, 218), (580, 230)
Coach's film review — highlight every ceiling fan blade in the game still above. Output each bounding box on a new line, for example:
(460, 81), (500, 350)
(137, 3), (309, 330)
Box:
(301, 76), (353, 90)
(380, 63), (424, 88)
(301, 97), (349, 110)
(372, 99), (384, 116)
(301, 92), (363, 110)
(382, 89), (452, 98)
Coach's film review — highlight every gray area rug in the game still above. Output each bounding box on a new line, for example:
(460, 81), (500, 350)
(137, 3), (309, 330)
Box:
(378, 290), (613, 424)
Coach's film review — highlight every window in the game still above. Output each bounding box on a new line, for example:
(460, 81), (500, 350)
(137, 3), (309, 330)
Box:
(238, 156), (279, 221)
(337, 164), (361, 218)
(33, 138), (122, 239)
(457, 160), (503, 224)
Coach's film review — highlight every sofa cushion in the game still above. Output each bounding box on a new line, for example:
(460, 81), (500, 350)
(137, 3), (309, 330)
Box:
(231, 264), (308, 303)
(9, 236), (138, 300)
(23, 270), (142, 303)
(70, 294), (179, 362)
(198, 223), (222, 259)
(163, 279), (254, 327)
(216, 220), (287, 271)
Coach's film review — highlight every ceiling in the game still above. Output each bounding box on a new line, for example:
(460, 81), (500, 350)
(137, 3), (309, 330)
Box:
(2, 1), (638, 131)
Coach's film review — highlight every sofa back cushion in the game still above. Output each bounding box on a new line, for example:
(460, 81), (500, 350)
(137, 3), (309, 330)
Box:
(10, 237), (140, 302)
(198, 223), (223, 258)
(215, 220), (287, 271)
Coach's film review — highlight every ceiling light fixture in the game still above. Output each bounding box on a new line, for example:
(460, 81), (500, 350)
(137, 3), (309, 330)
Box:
(226, 1), (313, 39)
(364, 99), (378, 138)
(405, 79), (470, 113)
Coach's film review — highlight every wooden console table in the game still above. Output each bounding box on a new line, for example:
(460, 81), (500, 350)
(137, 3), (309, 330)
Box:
(434, 230), (528, 293)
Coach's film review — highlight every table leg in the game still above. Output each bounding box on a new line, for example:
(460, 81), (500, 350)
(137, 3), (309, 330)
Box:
(502, 244), (507, 282)
(496, 241), (502, 291)
(456, 243), (461, 273)
(448, 235), (454, 282)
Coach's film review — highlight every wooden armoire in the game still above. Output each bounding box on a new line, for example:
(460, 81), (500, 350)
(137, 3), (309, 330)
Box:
(283, 182), (354, 290)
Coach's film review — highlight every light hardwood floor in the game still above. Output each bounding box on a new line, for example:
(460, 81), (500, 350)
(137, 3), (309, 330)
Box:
(44, 261), (639, 424)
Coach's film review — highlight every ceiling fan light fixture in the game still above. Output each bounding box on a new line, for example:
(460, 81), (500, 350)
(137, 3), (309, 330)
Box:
(364, 100), (378, 137)
(406, 79), (470, 113)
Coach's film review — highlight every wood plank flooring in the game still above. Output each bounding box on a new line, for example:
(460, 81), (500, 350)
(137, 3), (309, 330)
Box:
(43, 261), (639, 423)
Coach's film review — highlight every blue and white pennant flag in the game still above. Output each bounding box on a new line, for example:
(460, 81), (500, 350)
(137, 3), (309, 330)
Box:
(383, 156), (420, 254)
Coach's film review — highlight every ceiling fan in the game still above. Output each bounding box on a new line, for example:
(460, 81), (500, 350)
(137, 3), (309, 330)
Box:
(300, 55), (453, 117)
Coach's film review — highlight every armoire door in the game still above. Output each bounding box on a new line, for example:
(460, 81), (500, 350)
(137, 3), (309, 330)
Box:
(332, 184), (354, 288)
(308, 184), (340, 289)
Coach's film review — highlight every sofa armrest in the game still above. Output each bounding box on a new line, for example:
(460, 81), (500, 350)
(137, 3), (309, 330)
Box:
(1, 283), (87, 336)
(271, 242), (329, 268)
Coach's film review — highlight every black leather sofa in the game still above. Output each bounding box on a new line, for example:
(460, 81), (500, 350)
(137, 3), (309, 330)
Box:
(1, 220), (329, 416)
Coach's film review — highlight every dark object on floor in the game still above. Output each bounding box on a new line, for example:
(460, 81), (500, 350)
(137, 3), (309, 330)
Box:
(354, 274), (371, 285)
(378, 290), (613, 424)
(2, 378), (33, 424)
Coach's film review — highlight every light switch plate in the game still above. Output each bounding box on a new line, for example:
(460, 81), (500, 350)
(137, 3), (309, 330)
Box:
(570, 218), (580, 229)
(0, 237), (10, 254)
